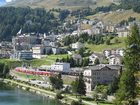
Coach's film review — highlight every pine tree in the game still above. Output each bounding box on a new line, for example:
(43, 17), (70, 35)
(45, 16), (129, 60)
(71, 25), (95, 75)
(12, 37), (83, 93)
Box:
(108, 77), (119, 95)
(49, 73), (63, 90)
(71, 73), (86, 96)
(115, 24), (140, 105)
(3, 64), (9, 78)
(77, 73), (86, 96)
(71, 78), (79, 95)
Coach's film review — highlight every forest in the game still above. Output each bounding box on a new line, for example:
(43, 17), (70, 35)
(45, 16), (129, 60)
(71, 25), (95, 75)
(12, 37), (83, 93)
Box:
(0, 7), (60, 41)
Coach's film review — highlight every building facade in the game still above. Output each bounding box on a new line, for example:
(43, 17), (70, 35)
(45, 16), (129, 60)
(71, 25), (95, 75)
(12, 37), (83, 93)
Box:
(11, 50), (33, 60)
(50, 62), (70, 73)
(71, 42), (84, 50)
(83, 65), (122, 92)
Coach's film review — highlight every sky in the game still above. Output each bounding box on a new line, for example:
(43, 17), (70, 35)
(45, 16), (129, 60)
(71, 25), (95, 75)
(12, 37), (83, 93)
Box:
(5, 0), (12, 2)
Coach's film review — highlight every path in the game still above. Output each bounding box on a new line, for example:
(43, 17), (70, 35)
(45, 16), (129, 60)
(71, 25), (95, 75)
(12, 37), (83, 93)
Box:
(4, 79), (97, 105)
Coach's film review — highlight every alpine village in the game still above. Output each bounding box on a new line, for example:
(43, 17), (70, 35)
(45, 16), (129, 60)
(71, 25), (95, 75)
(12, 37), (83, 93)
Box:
(0, 0), (140, 105)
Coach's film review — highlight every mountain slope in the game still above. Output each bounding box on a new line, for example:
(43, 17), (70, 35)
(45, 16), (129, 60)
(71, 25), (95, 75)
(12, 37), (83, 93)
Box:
(6, 0), (113, 10)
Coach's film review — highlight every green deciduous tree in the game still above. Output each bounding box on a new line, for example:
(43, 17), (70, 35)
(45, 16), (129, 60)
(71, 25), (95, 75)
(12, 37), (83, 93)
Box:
(55, 90), (63, 100)
(0, 63), (9, 78)
(71, 100), (82, 105)
(108, 77), (119, 95)
(49, 73), (63, 90)
(106, 39), (111, 45)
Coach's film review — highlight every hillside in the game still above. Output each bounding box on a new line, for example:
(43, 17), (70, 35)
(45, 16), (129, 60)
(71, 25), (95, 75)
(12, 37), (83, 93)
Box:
(86, 10), (140, 24)
(86, 37), (126, 52)
(6, 0), (113, 10)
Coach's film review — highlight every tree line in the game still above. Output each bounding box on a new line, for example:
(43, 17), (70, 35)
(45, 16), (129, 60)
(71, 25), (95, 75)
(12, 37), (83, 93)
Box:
(62, 33), (105, 46)
(49, 73), (86, 105)
(56, 56), (89, 67)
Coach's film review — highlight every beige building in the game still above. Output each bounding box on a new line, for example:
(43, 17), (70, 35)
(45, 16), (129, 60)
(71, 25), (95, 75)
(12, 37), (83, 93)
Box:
(32, 45), (51, 59)
(116, 28), (130, 37)
(32, 45), (45, 59)
(105, 24), (116, 33)
(83, 65), (122, 92)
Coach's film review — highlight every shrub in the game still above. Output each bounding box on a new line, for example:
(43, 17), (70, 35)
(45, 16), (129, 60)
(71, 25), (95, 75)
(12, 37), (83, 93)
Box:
(55, 91), (63, 100)
(71, 100), (82, 105)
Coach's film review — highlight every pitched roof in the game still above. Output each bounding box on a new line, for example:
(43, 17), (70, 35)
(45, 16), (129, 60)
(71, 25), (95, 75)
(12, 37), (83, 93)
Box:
(87, 64), (122, 71)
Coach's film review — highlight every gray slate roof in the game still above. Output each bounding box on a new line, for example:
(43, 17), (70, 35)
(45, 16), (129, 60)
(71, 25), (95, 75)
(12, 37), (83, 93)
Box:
(87, 64), (122, 71)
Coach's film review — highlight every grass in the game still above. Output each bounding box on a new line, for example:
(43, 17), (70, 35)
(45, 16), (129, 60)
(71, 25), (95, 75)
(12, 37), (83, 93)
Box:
(68, 95), (113, 105)
(86, 37), (126, 53)
(62, 75), (76, 85)
(12, 70), (75, 85)
(86, 10), (140, 24)
(47, 54), (68, 60)
(7, 0), (113, 10)
(0, 54), (69, 68)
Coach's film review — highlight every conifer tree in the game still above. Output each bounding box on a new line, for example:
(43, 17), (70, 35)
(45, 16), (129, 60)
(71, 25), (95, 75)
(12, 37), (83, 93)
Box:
(115, 24), (140, 105)
(71, 73), (86, 96)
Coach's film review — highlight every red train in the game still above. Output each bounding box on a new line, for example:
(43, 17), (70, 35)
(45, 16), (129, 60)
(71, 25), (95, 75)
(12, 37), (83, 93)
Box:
(15, 67), (53, 76)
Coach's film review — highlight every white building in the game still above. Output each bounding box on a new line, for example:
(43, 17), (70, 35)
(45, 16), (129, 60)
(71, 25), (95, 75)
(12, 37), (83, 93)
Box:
(82, 29), (93, 35)
(138, 100), (140, 105)
(71, 42), (84, 50)
(92, 27), (102, 35)
(108, 55), (122, 65)
(116, 27), (130, 37)
(49, 42), (57, 47)
(83, 64), (122, 92)
(32, 45), (51, 59)
(52, 47), (60, 54)
(32, 45), (45, 59)
(104, 50), (111, 58)
(116, 49), (125, 56)
(96, 21), (105, 29)
(71, 31), (78, 36)
(89, 53), (104, 65)
(50, 62), (70, 73)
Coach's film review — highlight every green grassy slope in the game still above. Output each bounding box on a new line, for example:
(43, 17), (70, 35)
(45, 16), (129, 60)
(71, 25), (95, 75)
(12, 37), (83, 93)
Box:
(86, 37), (126, 53)
(86, 10), (140, 24)
(6, 0), (113, 10)
(0, 54), (69, 68)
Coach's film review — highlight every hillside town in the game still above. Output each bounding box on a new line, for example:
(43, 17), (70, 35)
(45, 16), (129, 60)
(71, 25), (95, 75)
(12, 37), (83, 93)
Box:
(1, 0), (140, 104)
(0, 16), (136, 95)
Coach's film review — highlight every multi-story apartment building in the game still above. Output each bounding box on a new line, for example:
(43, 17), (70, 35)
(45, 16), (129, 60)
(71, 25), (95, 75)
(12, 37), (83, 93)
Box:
(10, 50), (33, 60)
(83, 64), (122, 92)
